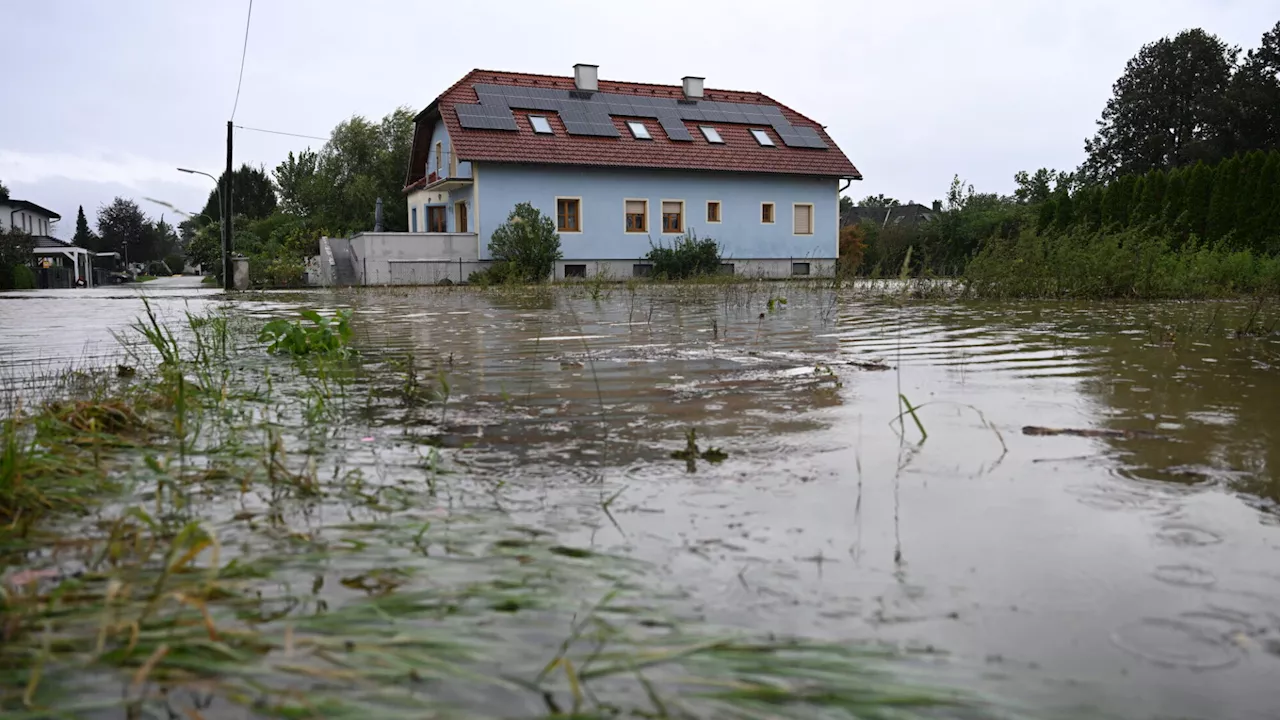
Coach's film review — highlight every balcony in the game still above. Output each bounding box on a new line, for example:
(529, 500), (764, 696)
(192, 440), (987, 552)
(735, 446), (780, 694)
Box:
(424, 151), (473, 192)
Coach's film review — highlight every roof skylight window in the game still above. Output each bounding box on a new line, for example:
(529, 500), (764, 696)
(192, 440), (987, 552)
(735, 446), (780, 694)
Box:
(530, 115), (554, 134)
(750, 128), (775, 146)
(627, 121), (652, 140)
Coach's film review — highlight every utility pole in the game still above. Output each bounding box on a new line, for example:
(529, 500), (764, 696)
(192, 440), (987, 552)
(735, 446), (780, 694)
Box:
(223, 120), (234, 290)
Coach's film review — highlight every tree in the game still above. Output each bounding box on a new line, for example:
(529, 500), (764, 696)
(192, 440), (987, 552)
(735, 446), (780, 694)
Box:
(488, 202), (561, 282)
(1256, 151), (1280, 254)
(1052, 189), (1075, 231)
(1014, 168), (1070, 205)
(1134, 169), (1168, 226)
(1101, 175), (1135, 227)
(1206, 155), (1241, 243)
(274, 149), (322, 216)
(857, 194), (900, 208)
(1075, 185), (1105, 232)
(200, 163), (277, 222)
(0, 227), (34, 290)
(97, 198), (150, 263)
(1225, 22), (1280, 155)
(1184, 161), (1214, 239)
(71, 205), (97, 249)
(272, 107), (414, 234)
(0, 179), (9, 201)
(1082, 29), (1237, 180)
(1162, 166), (1189, 239)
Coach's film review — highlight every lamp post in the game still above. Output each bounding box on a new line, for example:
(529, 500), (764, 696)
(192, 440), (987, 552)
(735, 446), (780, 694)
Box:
(178, 167), (231, 289)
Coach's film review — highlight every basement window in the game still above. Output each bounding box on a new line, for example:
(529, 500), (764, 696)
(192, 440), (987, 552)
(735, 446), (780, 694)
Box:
(626, 121), (652, 140)
(530, 115), (554, 134)
(700, 126), (724, 143)
(564, 264), (587, 278)
(750, 128), (775, 146)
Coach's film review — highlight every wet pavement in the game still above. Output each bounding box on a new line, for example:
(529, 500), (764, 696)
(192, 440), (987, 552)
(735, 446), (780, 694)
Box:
(2, 282), (1278, 719)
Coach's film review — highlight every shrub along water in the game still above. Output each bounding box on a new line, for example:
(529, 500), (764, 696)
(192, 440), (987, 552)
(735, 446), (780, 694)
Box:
(484, 202), (562, 283)
(963, 227), (1280, 299)
(646, 231), (722, 279)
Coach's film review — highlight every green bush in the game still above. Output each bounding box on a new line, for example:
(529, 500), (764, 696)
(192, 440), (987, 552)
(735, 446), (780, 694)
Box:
(488, 203), (561, 283)
(10, 265), (36, 290)
(646, 231), (722, 279)
(467, 262), (516, 286)
(164, 254), (185, 274)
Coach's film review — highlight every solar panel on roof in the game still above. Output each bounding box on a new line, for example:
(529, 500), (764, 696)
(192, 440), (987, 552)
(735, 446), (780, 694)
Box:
(458, 84), (825, 146)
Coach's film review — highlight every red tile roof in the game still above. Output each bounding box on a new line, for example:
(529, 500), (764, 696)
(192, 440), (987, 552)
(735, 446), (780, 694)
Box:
(406, 69), (860, 191)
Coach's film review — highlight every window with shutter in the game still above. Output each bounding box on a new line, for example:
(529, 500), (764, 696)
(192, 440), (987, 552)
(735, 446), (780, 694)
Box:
(661, 201), (683, 233)
(793, 204), (813, 235)
(625, 200), (647, 232)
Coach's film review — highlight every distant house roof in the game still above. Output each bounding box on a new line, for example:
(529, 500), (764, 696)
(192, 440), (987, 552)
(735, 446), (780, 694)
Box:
(841, 203), (938, 227)
(406, 68), (861, 190)
(3, 199), (61, 220)
(33, 235), (75, 249)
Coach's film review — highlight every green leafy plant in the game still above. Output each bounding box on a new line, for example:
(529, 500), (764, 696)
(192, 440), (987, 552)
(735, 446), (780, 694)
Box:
(646, 231), (722, 279)
(10, 264), (36, 290)
(258, 309), (354, 356)
(488, 202), (562, 283)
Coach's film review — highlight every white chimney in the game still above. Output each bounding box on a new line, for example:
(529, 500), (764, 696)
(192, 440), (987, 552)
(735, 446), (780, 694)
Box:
(682, 76), (704, 99)
(574, 64), (598, 91)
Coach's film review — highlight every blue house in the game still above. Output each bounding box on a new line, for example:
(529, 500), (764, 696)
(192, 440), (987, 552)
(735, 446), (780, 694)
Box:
(322, 65), (861, 285)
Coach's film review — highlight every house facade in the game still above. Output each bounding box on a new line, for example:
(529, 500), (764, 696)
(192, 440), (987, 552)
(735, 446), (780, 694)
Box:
(0, 199), (96, 288)
(321, 65), (860, 285)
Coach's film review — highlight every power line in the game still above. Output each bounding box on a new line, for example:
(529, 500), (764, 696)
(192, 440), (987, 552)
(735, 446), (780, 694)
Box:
(229, 0), (254, 121)
(234, 125), (329, 142)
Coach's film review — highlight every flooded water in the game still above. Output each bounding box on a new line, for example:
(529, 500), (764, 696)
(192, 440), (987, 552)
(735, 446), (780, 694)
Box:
(2, 278), (1279, 719)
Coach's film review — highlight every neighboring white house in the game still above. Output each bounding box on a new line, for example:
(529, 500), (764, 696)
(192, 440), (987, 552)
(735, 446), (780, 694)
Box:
(0, 199), (59, 237)
(0, 198), (98, 287)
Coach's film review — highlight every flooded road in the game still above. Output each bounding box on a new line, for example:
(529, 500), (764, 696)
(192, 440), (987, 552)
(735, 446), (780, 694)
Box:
(2, 281), (1278, 719)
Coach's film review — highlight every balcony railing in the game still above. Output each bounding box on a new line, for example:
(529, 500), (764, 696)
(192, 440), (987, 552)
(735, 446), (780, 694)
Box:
(424, 152), (472, 189)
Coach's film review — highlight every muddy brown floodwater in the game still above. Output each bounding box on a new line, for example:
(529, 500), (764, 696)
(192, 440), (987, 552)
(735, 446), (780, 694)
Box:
(2, 277), (1279, 719)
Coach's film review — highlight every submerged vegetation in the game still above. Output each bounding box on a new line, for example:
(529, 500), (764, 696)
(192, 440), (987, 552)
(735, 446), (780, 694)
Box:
(0, 297), (995, 718)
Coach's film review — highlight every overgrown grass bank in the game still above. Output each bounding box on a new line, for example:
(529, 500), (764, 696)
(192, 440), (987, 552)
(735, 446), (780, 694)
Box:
(963, 228), (1280, 299)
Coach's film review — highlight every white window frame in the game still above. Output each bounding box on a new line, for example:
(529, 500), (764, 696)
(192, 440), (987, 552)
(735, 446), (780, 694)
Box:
(699, 126), (724, 143)
(530, 115), (554, 135)
(750, 128), (775, 146)
(623, 198), (649, 234)
(626, 121), (652, 140)
(792, 203), (815, 235)
(705, 200), (722, 224)
(555, 196), (583, 234)
(761, 202), (776, 224)
(660, 199), (685, 235)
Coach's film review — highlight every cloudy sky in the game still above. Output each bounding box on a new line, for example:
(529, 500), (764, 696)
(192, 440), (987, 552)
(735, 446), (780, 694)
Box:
(2, 0), (1275, 237)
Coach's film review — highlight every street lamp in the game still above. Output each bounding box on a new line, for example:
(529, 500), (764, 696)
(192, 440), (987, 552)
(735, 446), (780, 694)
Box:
(178, 167), (231, 289)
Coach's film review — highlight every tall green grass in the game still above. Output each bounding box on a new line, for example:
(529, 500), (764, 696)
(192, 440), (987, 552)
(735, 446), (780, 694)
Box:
(963, 227), (1280, 299)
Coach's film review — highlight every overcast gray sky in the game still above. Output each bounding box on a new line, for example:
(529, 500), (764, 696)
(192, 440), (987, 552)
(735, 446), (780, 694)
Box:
(2, 0), (1275, 237)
